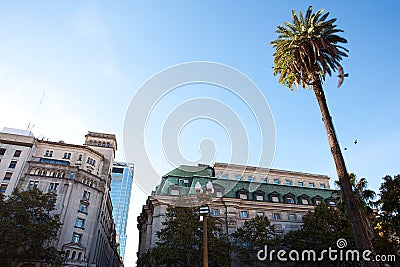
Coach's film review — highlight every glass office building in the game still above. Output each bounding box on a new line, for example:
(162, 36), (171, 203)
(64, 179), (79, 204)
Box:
(110, 161), (134, 261)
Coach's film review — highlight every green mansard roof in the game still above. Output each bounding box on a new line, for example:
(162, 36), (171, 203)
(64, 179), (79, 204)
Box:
(154, 165), (338, 203)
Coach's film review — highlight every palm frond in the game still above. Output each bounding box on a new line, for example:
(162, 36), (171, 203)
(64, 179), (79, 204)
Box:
(271, 6), (348, 89)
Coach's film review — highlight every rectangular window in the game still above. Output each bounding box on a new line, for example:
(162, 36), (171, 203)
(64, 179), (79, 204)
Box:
(328, 201), (336, 207)
(14, 150), (22, 157)
(235, 175), (242, 181)
(271, 196), (280, 202)
(273, 179), (280, 185)
(239, 193), (248, 200)
(4, 172), (12, 181)
(28, 180), (39, 190)
(309, 183), (315, 188)
(320, 184), (326, 189)
(69, 173), (75, 179)
(75, 218), (85, 228)
(240, 211), (248, 218)
(216, 191), (223, 198)
(9, 160), (17, 169)
(211, 209), (219, 216)
(79, 203), (88, 213)
(301, 198), (309, 205)
(220, 174), (228, 179)
(286, 180), (292, 186)
(288, 214), (296, 221)
(257, 212), (264, 217)
(178, 179), (189, 186)
(315, 200), (322, 205)
(262, 178), (267, 183)
(49, 183), (59, 191)
(0, 184), (7, 193)
(72, 233), (82, 243)
(297, 181), (304, 186)
(0, 148), (5, 156)
(170, 189), (180, 196)
(256, 195), (264, 201)
(273, 213), (281, 220)
(286, 197), (295, 204)
(83, 190), (90, 200)
(248, 177), (254, 182)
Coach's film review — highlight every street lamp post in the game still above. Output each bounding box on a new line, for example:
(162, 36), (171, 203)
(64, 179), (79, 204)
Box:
(195, 181), (214, 267)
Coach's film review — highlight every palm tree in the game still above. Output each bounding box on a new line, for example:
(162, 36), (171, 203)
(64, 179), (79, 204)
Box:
(271, 6), (376, 266)
(336, 173), (377, 220)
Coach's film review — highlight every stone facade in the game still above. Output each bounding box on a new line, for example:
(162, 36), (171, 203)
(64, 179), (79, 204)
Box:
(137, 163), (338, 257)
(0, 129), (35, 195)
(0, 129), (122, 267)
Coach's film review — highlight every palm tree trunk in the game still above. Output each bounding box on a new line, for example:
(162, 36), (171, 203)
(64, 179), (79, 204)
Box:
(312, 82), (377, 267)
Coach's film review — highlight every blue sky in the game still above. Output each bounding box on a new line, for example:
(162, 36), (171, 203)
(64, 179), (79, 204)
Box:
(1, 1), (400, 265)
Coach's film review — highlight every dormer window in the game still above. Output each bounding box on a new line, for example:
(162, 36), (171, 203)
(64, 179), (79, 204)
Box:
(236, 189), (249, 200)
(312, 195), (323, 205)
(273, 179), (280, 185)
(326, 197), (336, 207)
(285, 180), (293, 186)
(212, 184), (225, 198)
(248, 176), (254, 182)
(298, 194), (310, 205)
(309, 183), (315, 188)
(253, 190), (265, 201)
(169, 185), (182, 196)
(269, 192), (280, 203)
(284, 193), (296, 204)
(170, 189), (180, 196)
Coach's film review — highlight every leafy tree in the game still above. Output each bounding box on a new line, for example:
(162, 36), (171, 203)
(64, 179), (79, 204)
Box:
(284, 203), (355, 265)
(0, 188), (64, 266)
(270, 6), (376, 263)
(374, 175), (400, 256)
(231, 215), (280, 267)
(137, 206), (231, 267)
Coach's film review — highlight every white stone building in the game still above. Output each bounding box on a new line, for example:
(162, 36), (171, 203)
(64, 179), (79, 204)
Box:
(0, 129), (122, 267)
(138, 163), (338, 257)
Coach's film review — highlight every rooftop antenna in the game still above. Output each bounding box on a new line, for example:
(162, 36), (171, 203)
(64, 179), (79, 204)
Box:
(27, 90), (47, 132)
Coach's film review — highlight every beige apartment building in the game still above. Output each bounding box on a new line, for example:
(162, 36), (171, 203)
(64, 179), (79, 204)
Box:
(0, 128), (36, 195)
(0, 129), (122, 267)
(138, 163), (338, 258)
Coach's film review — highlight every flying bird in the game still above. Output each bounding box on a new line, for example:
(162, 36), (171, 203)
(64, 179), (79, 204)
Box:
(337, 65), (349, 88)
(354, 139), (358, 145)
